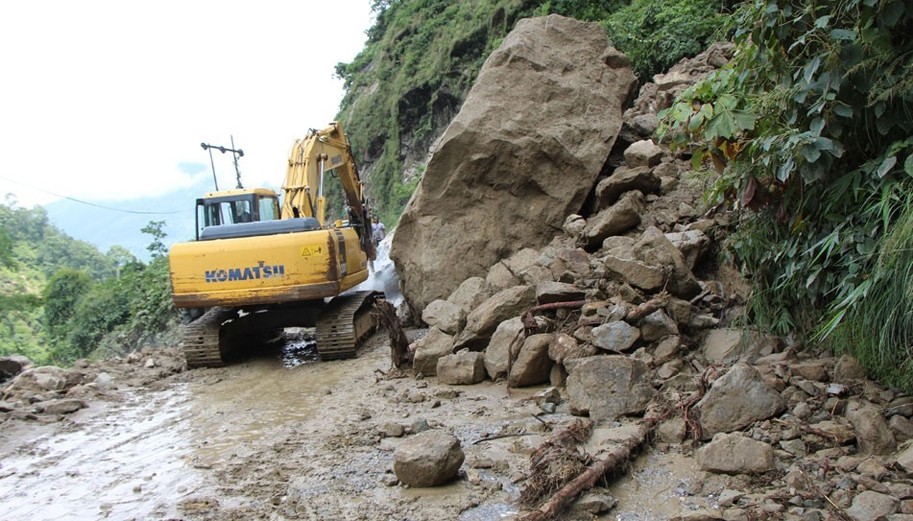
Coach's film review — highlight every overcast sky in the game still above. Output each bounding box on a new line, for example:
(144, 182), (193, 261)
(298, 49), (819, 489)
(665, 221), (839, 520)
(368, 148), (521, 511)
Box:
(0, 0), (373, 209)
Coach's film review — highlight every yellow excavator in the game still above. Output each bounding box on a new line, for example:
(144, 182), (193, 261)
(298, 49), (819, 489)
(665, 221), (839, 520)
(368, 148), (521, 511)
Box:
(168, 122), (380, 367)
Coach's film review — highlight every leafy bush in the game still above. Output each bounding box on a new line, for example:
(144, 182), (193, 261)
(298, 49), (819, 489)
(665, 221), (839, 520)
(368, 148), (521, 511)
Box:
(603, 0), (729, 80)
(660, 0), (913, 387)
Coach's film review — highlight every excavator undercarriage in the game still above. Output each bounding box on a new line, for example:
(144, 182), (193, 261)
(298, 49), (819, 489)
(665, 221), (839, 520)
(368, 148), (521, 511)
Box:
(181, 291), (381, 368)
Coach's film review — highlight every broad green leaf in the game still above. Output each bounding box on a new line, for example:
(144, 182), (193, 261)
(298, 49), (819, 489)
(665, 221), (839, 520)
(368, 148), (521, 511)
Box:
(810, 117), (825, 135)
(834, 103), (853, 118)
(829, 29), (856, 41)
(876, 156), (897, 178)
(904, 155), (913, 177)
(814, 15), (831, 28)
(802, 145), (822, 163)
(880, 1), (905, 28)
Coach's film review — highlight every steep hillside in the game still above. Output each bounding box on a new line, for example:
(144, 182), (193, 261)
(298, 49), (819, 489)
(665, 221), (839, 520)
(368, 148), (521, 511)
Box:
(334, 0), (728, 224)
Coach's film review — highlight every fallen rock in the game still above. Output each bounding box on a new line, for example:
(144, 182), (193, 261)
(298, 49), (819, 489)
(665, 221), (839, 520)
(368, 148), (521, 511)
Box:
(696, 363), (786, 439)
(421, 299), (464, 335)
(592, 321), (641, 352)
(701, 328), (765, 365)
(393, 430), (465, 487)
(632, 227), (702, 299)
(566, 356), (653, 420)
(603, 254), (664, 292)
(509, 334), (553, 387)
(412, 327), (456, 377)
(0, 355), (31, 379)
(437, 351), (486, 385)
(665, 230), (710, 271)
(38, 398), (87, 415)
(536, 281), (585, 305)
(624, 139), (664, 168)
(846, 399), (896, 455)
(580, 190), (645, 249)
(834, 354), (867, 382)
(595, 166), (661, 207)
(846, 490), (898, 521)
(697, 433), (775, 474)
(453, 286), (535, 351)
(483, 317), (524, 380)
(391, 14), (637, 313)
(447, 277), (490, 314)
(548, 333), (597, 365)
(640, 310), (678, 342)
(896, 444), (913, 475)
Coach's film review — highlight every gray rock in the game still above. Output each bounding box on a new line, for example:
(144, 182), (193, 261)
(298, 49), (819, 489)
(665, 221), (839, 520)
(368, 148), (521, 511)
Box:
(846, 400), (896, 455)
(483, 317), (524, 380)
(632, 227), (702, 299)
(624, 139), (664, 168)
(630, 113), (658, 137)
(93, 372), (114, 391)
(486, 262), (521, 293)
(653, 336), (680, 365)
(536, 281), (585, 305)
(696, 363), (786, 439)
(566, 356), (653, 420)
(379, 422), (405, 438)
(393, 430), (465, 487)
(592, 321), (641, 352)
(548, 333), (597, 364)
(412, 327), (456, 377)
(39, 399), (87, 415)
(563, 214), (587, 238)
(447, 277), (489, 314)
(791, 360), (829, 382)
(890, 415), (913, 442)
(834, 354), (867, 382)
(603, 254), (664, 292)
(697, 433), (775, 474)
(897, 444), (913, 475)
(509, 334), (553, 387)
(701, 328), (766, 365)
(657, 417), (687, 444)
(454, 286), (536, 351)
(846, 490), (898, 521)
(640, 310), (679, 342)
(390, 14), (637, 314)
(437, 351), (486, 385)
(596, 166), (661, 208)
(573, 491), (618, 514)
(665, 230), (710, 271)
(421, 299), (464, 335)
(580, 191), (644, 249)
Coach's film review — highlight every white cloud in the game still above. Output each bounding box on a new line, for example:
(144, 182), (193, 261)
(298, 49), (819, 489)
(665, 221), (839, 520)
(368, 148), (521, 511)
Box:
(0, 0), (373, 207)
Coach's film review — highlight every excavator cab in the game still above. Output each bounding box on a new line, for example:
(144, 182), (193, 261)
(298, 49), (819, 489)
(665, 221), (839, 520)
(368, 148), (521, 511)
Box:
(194, 188), (281, 239)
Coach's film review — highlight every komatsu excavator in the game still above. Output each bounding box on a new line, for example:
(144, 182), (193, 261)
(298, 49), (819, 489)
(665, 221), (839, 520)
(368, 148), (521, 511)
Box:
(168, 122), (380, 367)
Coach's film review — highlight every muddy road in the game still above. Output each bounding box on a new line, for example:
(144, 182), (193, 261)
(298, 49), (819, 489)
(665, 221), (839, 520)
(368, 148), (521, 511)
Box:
(0, 333), (702, 521)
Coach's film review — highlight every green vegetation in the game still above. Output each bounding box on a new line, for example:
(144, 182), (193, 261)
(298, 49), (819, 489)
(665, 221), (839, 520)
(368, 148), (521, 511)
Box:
(660, 0), (913, 387)
(0, 199), (178, 365)
(335, 0), (730, 224)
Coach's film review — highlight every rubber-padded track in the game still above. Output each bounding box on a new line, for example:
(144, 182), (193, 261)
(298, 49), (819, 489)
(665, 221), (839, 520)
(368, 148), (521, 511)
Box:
(181, 307), (236, 368)
(315, 291), (379, 360)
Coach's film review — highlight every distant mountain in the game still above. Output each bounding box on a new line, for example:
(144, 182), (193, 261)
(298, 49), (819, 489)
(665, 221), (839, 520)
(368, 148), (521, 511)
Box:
(44, 177), (211, 261)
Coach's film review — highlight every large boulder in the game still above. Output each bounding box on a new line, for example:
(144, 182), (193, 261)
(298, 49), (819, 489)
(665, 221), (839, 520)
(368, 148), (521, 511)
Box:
(696, 433), (775, 474)
(483, 317), (525, 380)
(695, 363), (786, 439)
(453, 286), (536, 351)
(391, 14), (637, 314)
(566, 356), (653, 420)
(437, 351), (486, 385)
(412, 327), (456, 377)
(393, 430), (465, 487)
(509, 334), (553, 387)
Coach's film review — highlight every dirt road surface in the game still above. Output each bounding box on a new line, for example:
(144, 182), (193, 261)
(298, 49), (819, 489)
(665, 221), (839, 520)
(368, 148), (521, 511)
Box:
(0, 333), (701, 521)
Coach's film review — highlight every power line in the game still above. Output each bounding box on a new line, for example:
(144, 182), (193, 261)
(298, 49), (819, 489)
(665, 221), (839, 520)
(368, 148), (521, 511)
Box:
(0, 174), (184, 215)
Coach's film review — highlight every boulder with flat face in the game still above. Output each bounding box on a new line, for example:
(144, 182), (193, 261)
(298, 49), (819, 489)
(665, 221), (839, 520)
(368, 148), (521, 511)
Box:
(391, 14), (637, 314)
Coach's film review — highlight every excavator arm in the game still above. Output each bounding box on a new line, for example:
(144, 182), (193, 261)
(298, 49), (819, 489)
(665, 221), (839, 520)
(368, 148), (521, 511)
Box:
(282, 122), (376, 260)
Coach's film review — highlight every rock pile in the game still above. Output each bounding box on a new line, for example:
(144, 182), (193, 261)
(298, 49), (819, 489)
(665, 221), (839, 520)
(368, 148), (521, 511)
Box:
(394, 29), (913, 519)
(0, 347), (185, 422)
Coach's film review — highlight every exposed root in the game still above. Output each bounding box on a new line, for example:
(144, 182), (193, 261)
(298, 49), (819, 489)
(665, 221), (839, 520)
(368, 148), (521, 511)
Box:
(518, 421), (655, 521)
(373, 299), (411, 368)
(519, 419), (594, 507)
